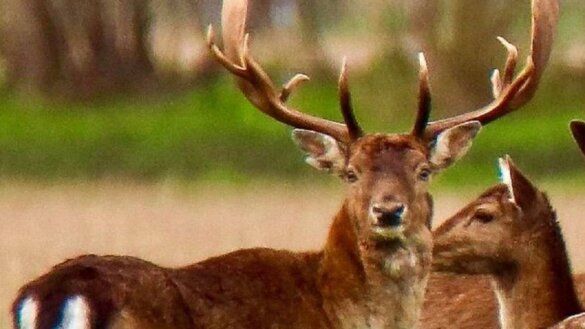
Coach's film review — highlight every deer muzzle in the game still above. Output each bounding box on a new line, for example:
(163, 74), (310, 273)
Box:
(370, 202), (408, 241)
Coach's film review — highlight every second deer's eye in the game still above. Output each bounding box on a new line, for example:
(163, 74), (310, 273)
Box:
(345, 168), (358, 183)
(473, 211), (495, 224)
(418, 167), (432, 181)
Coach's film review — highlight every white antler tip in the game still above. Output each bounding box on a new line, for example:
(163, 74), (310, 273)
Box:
(496, 36), (517, 53)
(341, 56), (349, 72)
(297, 74), (310, 82)
(418, 52), (428, 73)
(206, 25), (215, 44)
(339, 56), (349, 84)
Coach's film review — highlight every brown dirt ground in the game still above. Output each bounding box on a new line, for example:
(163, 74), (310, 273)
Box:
(2, 181), (584, 328)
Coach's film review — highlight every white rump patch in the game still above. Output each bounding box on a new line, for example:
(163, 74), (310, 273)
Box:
(497, 157), (516, 203)
(58, 296), (90, 329)
(17, 296), (38, 329)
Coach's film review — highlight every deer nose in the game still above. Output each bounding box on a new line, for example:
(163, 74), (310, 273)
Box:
(372, 204), (405, 227)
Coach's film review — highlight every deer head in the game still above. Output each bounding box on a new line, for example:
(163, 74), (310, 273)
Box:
(208, 0), (556, 271)
(433, 156), (555, 274)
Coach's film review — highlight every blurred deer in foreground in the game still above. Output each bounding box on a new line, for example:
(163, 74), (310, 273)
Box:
(431, 155), (583, 329)
(12, 0), (554, 328)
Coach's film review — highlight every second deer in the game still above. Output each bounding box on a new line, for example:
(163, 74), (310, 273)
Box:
(430, 153), (584, 329)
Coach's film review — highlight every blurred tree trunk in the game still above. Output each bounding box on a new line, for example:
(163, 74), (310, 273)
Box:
(296, 0), (333, 75)
(406, 0), (522, 114)
(149, 0), (217, 82)
(248, 0), (272, 31)
(2, 0), (155, 99)
(1, 0), (63, 93)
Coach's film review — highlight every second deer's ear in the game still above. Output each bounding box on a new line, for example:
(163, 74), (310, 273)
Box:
(570, 120), (585, 157)
(429, 121), (481, 170)
(292, 129), (347, 174)
(498, 155), (537, 212)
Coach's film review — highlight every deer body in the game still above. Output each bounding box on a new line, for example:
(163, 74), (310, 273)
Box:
(15, 134), (441, 329)
(430, 157), (582, 329)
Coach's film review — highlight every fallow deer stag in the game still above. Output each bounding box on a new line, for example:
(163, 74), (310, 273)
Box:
(431, 156), (583, 329)
(12, 0), (553, 328)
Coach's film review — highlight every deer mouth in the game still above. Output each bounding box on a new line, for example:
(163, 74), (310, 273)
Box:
(369, 204), (407, 241)
(371, 225), (406, 242)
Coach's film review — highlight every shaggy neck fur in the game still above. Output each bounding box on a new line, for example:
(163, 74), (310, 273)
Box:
(319, 202), (432, 329)
(492, 203), (582, 329)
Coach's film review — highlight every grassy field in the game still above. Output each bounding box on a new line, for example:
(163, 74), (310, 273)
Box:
(2, 180), (585, 328)
(0, 71), (583, 186)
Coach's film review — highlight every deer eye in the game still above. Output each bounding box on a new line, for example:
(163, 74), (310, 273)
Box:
(345, 168), (358, 183)
(418, 167), (432, 181)
(473, 210), (495, 224)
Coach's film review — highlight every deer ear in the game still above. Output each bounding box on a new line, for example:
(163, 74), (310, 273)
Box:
(570, 120), (585, 157)
(498, 155), (537, 211)
(292, 129), (347, 174)
(429, 121), (481, 170)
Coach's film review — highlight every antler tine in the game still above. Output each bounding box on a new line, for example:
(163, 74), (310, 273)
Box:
(496, 36), (518, 88)
(280, 74), (310, 102)
(423, 0), (558, 140)
(412, 52), (431, 138)
(570, 120), (585, 157)
(207, 0), (352, 143)
(490, 69), (502, 98)
(490, 37), (516, 98)
(339, 57), (363, 141)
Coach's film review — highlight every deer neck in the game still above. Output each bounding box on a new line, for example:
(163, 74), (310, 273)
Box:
(492, 223), (582, 329)
(318, 202), (432, 328)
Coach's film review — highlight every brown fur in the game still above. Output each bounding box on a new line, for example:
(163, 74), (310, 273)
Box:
(421, 273), (585, 329)
(12, 134), (448, 329)
(427, 165), (583, 329)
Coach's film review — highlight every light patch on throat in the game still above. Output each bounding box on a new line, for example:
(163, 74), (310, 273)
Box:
(491, 280), (510, 329)
(17, 296), (38, 329)
(498, 158), (516, 203)
(59, 296), (90, 329)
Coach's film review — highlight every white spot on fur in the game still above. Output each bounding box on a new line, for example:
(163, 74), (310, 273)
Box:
(498, 157), (516, 203)
(17, 296), (38, 329)
(58, 296), (90, 329)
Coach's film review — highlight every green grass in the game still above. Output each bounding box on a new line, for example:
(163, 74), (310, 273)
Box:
(0, 73), (582, 188)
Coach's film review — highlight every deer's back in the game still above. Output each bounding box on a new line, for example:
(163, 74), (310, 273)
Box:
(13, 249), (330, 329)
(170, 248), (329, 328)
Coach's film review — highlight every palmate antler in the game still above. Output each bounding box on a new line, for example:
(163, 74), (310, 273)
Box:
(208, 0), (558, 144)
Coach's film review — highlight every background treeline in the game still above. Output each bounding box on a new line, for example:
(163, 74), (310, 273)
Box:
(0, 0), (583, 185)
